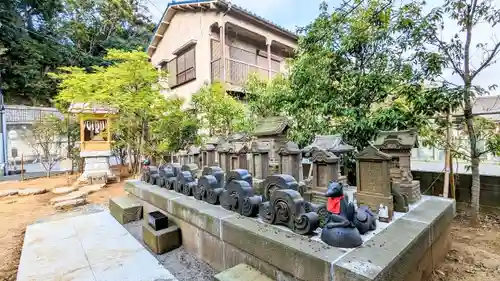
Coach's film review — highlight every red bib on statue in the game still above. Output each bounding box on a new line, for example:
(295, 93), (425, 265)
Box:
(327, 196), (344, 214)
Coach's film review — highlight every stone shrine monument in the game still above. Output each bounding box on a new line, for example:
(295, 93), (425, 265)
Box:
(187, 145), (201, 166)
(373, 128), (421, 203)
(303, 150), (340, 204)
(278, 141), (302, 182)
(249, 141), (271, 180)
(252, 116), (290, 163)
(355, 145), (394, 221)
(302, 134), (354, 184)
(201, 136), (224, 167)
(217, 141), (249, 172)
(69, 102), (117, 183)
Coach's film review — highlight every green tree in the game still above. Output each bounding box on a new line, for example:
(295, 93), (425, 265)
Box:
(0, 0), (154, 105)
(25, 114), (65, 177)
(192, 82), (250, 137)
(411, 0), (500, 223)
(53, 49), (195, 173)
(246, 0), (436, 148)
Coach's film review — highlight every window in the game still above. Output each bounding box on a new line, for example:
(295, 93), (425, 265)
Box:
(160, 46), (196, 88)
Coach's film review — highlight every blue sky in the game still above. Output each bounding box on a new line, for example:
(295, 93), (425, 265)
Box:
(147, 0), (323, 31)
(147, 0), (500, 94)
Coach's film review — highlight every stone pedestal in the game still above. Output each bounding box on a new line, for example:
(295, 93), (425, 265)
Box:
(398, 180), (421, 203)
(79, 150), (114, 183)
(142, 222), (181, 254)
(109, 195), (143, 224)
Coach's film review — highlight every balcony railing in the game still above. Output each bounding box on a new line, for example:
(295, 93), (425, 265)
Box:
(211, 58), (279, 87)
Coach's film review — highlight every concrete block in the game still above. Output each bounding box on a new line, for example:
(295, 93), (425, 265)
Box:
(169, 196), (235, 238)
(214, 264), (275, 281)
(223, 242), (297, 281)
(142, 222), (181, 254)
(18, 188), (47, 196)
(109, 196), (143, 224)
(221, 216), (343, 281)
(50, 191), (86, 204)
(333, 219), (430, 281)
(403, 196), (455, 243)
(54, 198), (87, 210)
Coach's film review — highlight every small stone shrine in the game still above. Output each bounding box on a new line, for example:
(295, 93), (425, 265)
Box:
(252, 116), (290, 163)
(201, 136), (224, 167)
(373, 128), (421, 203)
(278, 141), (302, 182)
(187, 145), (201, 166)
(355, 145), (394, 221)
(178, 149), (189, 165)
(302, 134), (354, 184)
(249, 141), (271, 180)
(68, 102), (117, 183)
(303, 150), (340, 204)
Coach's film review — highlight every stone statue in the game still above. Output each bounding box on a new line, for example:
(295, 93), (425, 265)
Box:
(320, 181), (377, 248)
(401, 167), (413, 183)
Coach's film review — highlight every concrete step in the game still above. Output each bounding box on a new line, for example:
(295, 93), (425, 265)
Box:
(214, 264), (274, 281)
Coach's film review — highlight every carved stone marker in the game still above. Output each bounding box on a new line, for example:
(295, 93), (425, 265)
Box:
(373, 128), (421, 203)
(302, 134), (354, 184)
(201, 143), (217, 167)
(249, 141), (271, 179)
(187, 145), (201, 166)
(178, 150), (189, 165)
(278, 141), (302, 182)
(252, 116), (290, 164)
(355, 145), (394, 221)
(303, 150), (340, 204)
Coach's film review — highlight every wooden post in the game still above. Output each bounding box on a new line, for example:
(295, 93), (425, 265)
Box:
(443, 106), (452, 198)
(267, 39), (272, 79)
(20, 154), (24, 181)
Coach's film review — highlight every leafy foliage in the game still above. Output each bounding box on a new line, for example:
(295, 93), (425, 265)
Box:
(26, 114), (65, 176)
(246, 0), (437, 148)
(0, 0), (154, 105)
(53, 49), (198, 172)
(192, 82), (250, 137)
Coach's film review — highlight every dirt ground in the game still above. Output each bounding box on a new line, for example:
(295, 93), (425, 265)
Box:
(0, 175), (126, 281)
(0, 176), (499, 281)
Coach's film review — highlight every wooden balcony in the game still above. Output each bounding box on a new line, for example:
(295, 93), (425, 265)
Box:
(211, 58), (279, 89)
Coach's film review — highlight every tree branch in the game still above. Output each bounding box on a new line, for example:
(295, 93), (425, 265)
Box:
(470, 41), (500, 80)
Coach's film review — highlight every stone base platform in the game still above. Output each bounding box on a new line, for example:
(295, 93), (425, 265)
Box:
(125, 180), (455, 281)
(142, 221), (181, 254)
(109, 196), (143, 224)
(215, 264), (274, 281)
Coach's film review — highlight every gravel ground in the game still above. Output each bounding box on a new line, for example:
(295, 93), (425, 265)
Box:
(124, 220), (217, 281)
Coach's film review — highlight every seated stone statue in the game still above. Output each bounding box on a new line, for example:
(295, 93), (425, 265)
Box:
(325, 181), (355, 220)
(321, 181), (361, 248)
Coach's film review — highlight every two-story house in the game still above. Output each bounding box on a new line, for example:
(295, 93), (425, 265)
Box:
(148, 0), (298, 105)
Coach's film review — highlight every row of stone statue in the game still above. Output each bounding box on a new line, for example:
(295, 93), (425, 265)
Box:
(141, 163), (378, 248)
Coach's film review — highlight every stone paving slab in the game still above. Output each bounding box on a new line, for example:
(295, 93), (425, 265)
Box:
(18, 187), (47, 196)
(17, 211), (178, 281)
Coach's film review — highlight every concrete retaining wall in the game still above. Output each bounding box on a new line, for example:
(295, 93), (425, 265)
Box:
(125, 180), (455, 281)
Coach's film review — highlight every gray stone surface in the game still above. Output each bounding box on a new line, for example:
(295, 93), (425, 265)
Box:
(214, 264), (274, 281)
(125, 220), (217, 281)
(17, 211), (177, 281)
(50, 191), (86, 204)
(109, 195), (143, 224)
(0, 189), (19, 197)
(79, 184), (105, 195)
(54, 198), (87, 210)
(18, 187), (47, 196)
(52, 186), (77, 194)
(125, 180), (455, 281)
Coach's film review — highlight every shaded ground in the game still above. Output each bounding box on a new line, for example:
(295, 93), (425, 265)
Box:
(430, 211), (500, 281)
(0, 175), (499, 281)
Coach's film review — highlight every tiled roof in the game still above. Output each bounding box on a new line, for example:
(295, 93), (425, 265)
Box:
(4, 105), (63, 124)
(148, 0), (298, 54)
